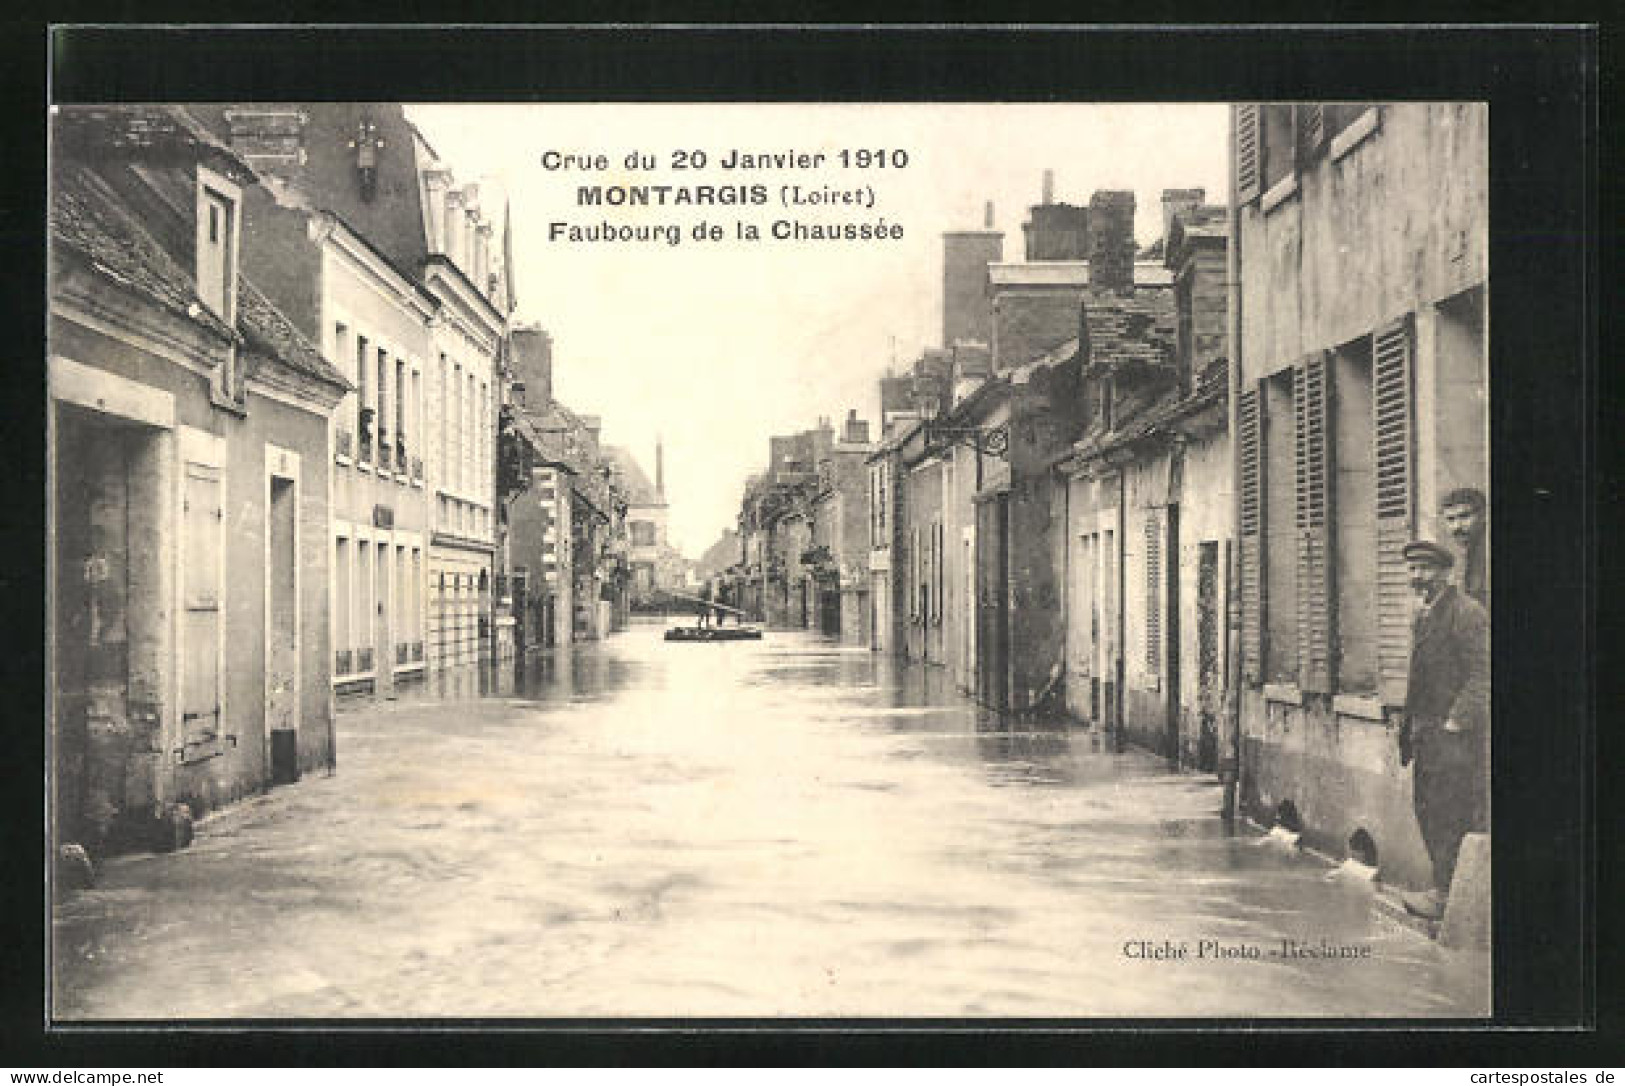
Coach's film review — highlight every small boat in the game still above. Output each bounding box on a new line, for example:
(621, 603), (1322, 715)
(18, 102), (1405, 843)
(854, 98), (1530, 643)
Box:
(664, 625), (763, 642)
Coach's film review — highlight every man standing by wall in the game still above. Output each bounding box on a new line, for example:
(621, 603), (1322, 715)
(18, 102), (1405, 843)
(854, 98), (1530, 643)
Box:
(1397, 540), (1491, 920)
(1440, 488), (1489, 610)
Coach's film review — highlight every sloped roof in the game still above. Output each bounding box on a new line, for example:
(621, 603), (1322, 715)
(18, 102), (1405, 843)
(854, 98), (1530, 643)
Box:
(51, 166), (234, 341)
(52, 161), (347, 393)
(237, 278), (349, 391)
(602, 444), (662, 507)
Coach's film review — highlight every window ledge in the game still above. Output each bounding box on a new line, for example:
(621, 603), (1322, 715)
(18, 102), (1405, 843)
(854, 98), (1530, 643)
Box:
(334, 453), (352, 467)
(412, 479), (425, 489)
(1261, 173), (1299, 214)
(1332, 693), (1385, 721)
(357, 463), (373, 475)
(1262, 682), (1303, 706)
(1330, 107), (1380, 162)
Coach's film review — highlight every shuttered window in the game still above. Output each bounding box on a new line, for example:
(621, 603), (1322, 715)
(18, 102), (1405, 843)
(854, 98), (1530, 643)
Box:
(181, 464), (224, 763)
(1145, 511), (1162, 675)
(1294, 354), (1334, 694)
(1237, 386), (1264, 684)
(1235, 105), (1262, 206)
(1374, 316), (1416, 704)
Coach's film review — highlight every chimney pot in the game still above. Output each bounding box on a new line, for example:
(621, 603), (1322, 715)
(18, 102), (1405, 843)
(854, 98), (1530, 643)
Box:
(983, 201), (994, 229)
(1042, 169), (1054, 205)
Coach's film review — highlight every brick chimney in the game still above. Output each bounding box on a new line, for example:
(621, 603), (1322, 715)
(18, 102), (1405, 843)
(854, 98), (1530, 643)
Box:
(655, 436), (665, 499)
(1023, 170), (1090, 261)
(1089, 189), (1137, 292)
(842, 408), (870, 445)
(1160, 188), (1205, 247)
(509, 325), (554, 408)
(942, 211), (1003, 349)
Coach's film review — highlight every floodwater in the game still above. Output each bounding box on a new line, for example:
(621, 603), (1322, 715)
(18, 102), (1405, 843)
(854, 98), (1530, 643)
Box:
(52, 620), (1489, 1019)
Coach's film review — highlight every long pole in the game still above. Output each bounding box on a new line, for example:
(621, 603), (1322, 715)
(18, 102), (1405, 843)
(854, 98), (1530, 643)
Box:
(1222, 104), (1245, 824)
(666, 589), (750, 618)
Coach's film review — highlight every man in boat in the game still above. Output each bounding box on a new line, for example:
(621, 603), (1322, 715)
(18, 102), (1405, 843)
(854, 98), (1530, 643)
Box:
(696, 577), (715, 628)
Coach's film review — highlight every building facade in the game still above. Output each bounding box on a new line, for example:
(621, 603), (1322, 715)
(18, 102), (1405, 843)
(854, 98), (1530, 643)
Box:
(1231, 102), (1488, 887)
(49, 107), (350, 857)
(1059, 192), (1232, 771)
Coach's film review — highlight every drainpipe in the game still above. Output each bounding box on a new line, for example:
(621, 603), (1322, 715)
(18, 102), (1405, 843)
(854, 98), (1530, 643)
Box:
(1221, 106), (1245, 824)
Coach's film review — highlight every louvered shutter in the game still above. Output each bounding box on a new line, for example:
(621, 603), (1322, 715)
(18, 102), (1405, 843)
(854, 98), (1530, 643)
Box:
(1297, 103), (1327, 162)
(1373, 318), (1416, 704)
(1238, 386), (1264, 684)
(1145, 511), (1162, 675)
(1235, 104), (1262, 205)
(181, 464), (224, 763)
(1294, 354), (1334, 694)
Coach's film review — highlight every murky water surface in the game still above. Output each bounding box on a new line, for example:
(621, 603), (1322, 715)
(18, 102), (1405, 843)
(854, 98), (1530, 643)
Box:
(53, 621), (1488, 1018)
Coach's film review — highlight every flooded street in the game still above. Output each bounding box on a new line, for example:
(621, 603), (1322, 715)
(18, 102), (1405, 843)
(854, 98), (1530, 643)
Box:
(53, 620), (1488, 1019)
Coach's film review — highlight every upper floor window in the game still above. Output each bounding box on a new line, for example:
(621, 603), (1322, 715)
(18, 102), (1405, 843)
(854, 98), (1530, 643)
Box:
(195, 166), (240, 324)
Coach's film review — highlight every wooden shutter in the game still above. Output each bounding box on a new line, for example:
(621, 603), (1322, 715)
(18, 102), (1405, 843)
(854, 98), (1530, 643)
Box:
(1374, 318), (1416, 704)
(1237, 386), (1264, 684)
(1235, 104), (1262, 205)
(181, 464), (224, 763)
(1297, 103), (1327, 162)
(1144, 511), (1162, 675)
(1294, 354), (1334, 694)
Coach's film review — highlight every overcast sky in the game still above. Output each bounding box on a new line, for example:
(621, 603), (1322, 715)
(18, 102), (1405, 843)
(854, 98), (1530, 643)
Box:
(406, 103), (1229, 555)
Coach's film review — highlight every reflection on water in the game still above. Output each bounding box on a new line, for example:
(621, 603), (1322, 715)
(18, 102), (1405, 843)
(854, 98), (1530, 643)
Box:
(53, 618), (1489, 1019)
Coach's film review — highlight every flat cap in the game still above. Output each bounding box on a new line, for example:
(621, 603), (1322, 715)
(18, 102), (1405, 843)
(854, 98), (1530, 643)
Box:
(1402, 540), (1455, 569)
(1440, 487), (1486, 513)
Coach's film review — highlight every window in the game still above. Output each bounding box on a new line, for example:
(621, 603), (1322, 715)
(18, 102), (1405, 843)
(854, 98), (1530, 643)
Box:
(356, 334), (372, 461)
(195, 172), (238, 322)
(1261, 104), (1296, 192)
(395, 358), (407, 465)
(632, 521), (656, 547)
(1333, 338), (1377, 692)
(1326, 103), (1375, 141)
(440, 354), (451, 485)
(377, 347), (390, 468)
(334, 537), (351, 672)
(1262, 371), (1298, 682)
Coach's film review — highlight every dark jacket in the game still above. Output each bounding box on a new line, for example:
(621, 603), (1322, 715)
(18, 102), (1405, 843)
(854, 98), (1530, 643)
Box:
(1404, 584), (1490, 731)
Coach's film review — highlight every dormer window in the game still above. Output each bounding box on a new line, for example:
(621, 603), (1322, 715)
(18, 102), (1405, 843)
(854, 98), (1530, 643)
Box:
(195, 166), (241, 324)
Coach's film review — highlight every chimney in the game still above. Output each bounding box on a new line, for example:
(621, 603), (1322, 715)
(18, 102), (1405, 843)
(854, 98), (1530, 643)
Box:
(942, 227), (1003, 349)
(1160, 188), (1205, 249)
(984, 201), (995, 229)
(509, 326), (554, 408)
(843, 408), (870, 446)
(656, 437), (665, 499)
(1023, 174), (1090, 261)
(1088, 189), (1137, 292)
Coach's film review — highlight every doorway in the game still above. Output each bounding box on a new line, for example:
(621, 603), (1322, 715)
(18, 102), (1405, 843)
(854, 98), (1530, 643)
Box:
(267, 475), (299, 784)
(1196, 540), (1221, 773)
(975, 494), (1009, 711)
